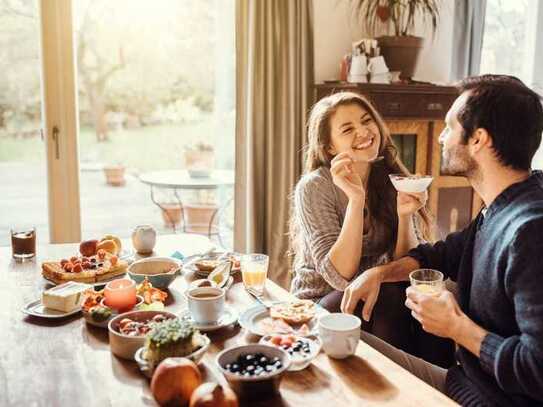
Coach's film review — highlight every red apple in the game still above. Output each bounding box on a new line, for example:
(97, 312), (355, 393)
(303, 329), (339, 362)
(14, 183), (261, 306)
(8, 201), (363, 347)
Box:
(190, 383), (238, 407)
(79, 239), (98, 257)
(151, 357), (202, 406)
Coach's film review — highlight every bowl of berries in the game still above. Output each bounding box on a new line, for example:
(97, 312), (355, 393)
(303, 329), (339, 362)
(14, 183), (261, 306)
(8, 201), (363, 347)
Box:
(259, 334), (321, 371)
(216, 344), (290, 401)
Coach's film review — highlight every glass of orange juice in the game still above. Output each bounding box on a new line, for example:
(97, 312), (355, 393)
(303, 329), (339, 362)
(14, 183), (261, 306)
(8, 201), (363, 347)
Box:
(241, 254), (269, 296)
(409, 269), (444, 296)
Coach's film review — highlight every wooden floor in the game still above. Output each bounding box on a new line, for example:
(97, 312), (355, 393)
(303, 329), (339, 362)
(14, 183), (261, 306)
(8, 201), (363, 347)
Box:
(0, 162), (232, 248)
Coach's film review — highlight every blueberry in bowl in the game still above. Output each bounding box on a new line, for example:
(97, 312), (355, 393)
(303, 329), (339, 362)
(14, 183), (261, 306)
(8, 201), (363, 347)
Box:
(259, 334), (321, 371)
(216, 344), (291, 401)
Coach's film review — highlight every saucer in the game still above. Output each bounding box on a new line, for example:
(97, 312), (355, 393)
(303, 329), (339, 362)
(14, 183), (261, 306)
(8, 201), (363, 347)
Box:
(180, 306), (238, 332)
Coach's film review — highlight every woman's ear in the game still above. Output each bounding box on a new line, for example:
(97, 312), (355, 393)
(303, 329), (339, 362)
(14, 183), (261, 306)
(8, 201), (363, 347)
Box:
(327, 145), (336, 156)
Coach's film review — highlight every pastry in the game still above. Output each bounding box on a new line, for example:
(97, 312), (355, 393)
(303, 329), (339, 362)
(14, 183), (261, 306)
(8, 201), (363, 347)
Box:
(270, 300), (316, 325)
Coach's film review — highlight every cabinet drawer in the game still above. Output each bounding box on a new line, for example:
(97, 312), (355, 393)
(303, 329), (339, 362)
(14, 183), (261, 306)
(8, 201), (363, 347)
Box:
(369, 92), (456, 120)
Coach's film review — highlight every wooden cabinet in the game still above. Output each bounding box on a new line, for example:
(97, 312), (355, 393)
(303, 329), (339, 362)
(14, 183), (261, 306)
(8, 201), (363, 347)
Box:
(314, 83), (482, 238)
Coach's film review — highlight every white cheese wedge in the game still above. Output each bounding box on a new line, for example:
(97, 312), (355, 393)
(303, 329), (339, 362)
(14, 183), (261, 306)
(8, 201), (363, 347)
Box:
(42, 282), (91, 313)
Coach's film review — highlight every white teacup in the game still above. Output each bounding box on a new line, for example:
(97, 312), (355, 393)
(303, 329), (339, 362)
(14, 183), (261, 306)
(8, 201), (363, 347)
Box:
(186, 286), (225, 325)
(318, 313), (361, 359)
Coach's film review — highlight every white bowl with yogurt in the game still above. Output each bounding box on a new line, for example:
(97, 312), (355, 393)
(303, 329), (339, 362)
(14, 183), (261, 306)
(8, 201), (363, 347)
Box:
(389, 174), (433, 193)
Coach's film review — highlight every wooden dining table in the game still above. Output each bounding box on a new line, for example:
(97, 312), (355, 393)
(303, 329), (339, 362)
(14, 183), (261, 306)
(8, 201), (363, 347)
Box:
(0, 234), (458, 406)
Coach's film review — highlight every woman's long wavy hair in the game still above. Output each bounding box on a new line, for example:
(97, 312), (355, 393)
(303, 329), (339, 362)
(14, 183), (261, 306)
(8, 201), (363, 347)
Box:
(289, 92), (435, 263)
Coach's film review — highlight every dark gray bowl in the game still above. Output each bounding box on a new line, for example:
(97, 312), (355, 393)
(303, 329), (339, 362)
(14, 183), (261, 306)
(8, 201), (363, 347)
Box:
(216, 344), (291, 402)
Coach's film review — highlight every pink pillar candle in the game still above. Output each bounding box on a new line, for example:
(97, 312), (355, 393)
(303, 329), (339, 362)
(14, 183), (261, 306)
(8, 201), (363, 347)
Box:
(104, 279), (137, 312)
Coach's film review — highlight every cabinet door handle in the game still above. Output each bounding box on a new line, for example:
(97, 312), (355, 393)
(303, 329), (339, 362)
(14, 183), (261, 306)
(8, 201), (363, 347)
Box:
(427, 102), (443, 111)
(387, 102), (401, 112)
(52, 126), (60, 160)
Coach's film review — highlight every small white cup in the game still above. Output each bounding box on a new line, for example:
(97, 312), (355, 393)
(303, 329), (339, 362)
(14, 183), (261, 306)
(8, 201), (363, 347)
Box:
(186, 286), (225, 325)
(318, 313), (361, 359)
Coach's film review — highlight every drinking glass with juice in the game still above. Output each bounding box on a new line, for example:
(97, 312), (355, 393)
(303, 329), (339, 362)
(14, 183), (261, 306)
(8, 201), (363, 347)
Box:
(241, 254), (269, 296)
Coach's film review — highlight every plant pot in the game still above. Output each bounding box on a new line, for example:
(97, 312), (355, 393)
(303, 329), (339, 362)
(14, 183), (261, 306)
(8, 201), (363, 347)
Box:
(184, 150), (215, 178)
(183, 203), (219, 234)
(160, 203), (183, 228)
(377, 35), (424, 79)
(103, 165), (126, 187)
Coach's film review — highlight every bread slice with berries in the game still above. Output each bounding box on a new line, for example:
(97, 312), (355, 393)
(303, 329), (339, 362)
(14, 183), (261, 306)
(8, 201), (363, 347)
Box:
(42, 252), (127, 285)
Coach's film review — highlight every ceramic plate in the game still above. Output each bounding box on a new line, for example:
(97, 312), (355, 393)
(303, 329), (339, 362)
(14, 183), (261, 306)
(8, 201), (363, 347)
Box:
(183, 251), (241, 277)
(238, 302), (328, 337)
(23, 299), (81, 319)
(179, 306), (239, 332)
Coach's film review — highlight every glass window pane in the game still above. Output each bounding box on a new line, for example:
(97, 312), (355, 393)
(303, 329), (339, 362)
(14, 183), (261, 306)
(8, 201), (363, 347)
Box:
(480, 0), (530, 82)
(74, 0), (235, 249)
(0, 0), (47, 246)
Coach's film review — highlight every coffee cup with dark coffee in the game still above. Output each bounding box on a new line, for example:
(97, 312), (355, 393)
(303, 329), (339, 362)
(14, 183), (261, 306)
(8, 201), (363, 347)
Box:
(186, 286), (225, 325)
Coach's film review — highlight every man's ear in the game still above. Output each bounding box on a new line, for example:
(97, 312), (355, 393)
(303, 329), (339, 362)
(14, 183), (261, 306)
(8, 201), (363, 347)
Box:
(469, 128), (492, 154)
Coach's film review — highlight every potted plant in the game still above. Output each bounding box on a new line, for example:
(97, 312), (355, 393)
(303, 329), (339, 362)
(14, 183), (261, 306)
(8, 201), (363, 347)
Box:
(351, 0), (440, 79)
(183, 141), (215, 178)
(103, 163), (126, 186)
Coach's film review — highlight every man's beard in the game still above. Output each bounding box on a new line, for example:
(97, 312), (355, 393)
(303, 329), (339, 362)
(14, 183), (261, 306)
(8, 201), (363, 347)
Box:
(440, 144), (477, 177)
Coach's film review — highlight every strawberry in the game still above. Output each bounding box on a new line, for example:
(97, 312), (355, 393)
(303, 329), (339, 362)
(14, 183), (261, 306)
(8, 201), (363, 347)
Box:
(97, 249), (107, 260)
(270, 336), (283, 346)
(72, 264), (83, 273)
(82, 261), (92, 269)
(281, 337), (294, 347)
(70, 256), (78, 263)
(60, 259), (69, 266)
(110, 255), (118, 266)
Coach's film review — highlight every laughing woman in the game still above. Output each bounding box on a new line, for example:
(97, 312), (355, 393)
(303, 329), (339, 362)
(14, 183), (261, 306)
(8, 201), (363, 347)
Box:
(289, 92), (434, 350)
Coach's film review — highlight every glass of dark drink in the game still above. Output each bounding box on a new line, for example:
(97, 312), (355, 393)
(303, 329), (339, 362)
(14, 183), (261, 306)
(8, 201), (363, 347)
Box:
(11, 227), (36, 261)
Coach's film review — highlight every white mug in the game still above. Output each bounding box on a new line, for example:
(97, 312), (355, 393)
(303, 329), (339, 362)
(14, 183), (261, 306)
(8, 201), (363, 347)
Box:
(318, 313), (361, 359)
(186, 286), (225, 325)
(349, 54), (368, 76)
(367, 56), (389, 75)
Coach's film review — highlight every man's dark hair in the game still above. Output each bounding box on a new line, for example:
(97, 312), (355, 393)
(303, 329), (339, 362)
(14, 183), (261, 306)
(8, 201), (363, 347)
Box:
(457, 74), (543, 170)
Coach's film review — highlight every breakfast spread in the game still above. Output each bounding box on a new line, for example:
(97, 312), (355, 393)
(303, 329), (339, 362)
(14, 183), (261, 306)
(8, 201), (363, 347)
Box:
(136, 277), (168, 305)
(269, 300), (316, 324)
(144, 317), (205, 366)
(388, 173), (433, 193)
(264, 335), (314, 360)
(193, 252), (241, 273)
(259, 317), (311, 336)
(223, 352), (284, 377)
(118, 314), (170, 336)
(41, 281), (91, 312)
(42, 234), (128, 285)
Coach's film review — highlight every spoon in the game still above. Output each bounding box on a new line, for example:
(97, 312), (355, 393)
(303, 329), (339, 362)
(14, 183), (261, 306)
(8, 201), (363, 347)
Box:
(353, 155), (384, 164)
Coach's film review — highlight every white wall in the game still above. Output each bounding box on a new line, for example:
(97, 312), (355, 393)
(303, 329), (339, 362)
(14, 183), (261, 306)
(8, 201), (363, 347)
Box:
(313, 0), (455, 84)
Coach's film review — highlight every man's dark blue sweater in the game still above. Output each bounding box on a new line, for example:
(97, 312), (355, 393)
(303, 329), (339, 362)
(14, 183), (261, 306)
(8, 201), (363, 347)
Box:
(408, 171), (543, 406)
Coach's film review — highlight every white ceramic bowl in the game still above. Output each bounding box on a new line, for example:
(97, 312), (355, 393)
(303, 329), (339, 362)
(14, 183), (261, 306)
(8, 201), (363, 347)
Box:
(216, 344), (290, 402)
(259, 335), (321, 371)
(134, 334), (211, 378)
(389, 174), (433, 193)
(107, 310), (177, 360)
